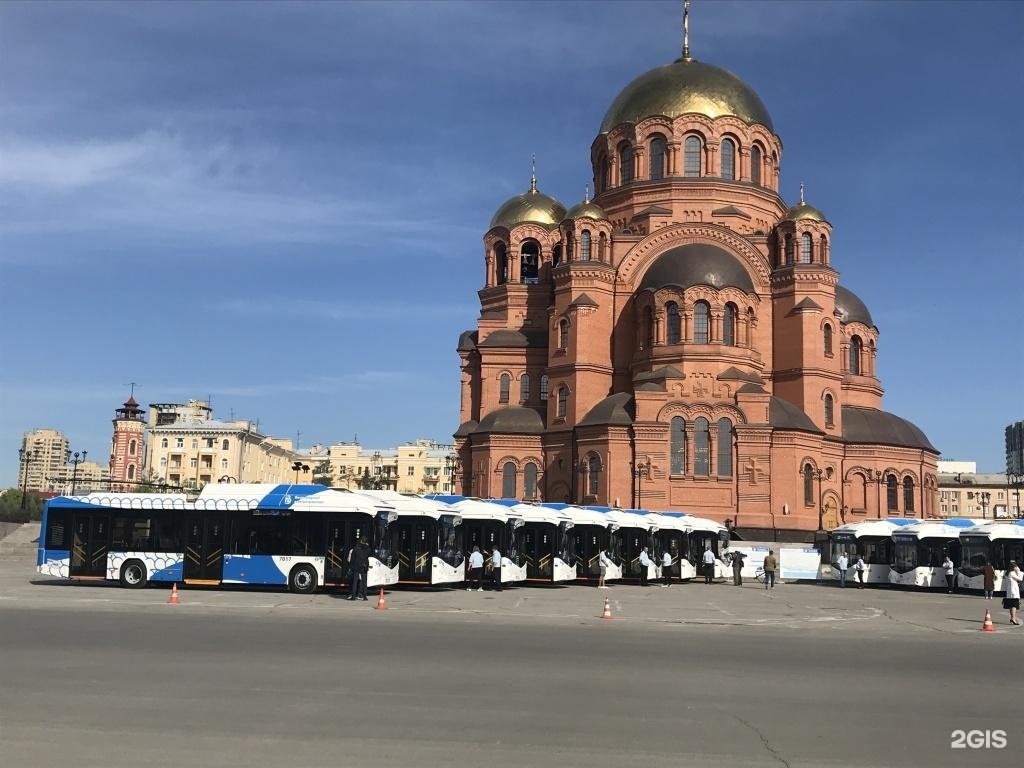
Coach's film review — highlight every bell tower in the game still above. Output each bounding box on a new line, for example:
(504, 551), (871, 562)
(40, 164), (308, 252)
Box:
(109, 390), (146, 491)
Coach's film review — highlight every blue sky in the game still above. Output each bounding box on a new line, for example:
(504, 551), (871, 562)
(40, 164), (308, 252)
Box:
(1, 0), (1021, 486)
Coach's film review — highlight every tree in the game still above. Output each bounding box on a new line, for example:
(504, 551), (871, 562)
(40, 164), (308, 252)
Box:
(312, 461), (333, 488)
(0, 488), (45, 522)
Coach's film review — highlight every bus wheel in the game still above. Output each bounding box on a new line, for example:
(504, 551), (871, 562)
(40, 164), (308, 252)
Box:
(119, 560), (148, 589)
(289, 564), (317, 594)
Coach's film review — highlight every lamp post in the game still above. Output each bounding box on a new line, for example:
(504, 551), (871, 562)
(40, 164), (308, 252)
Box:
(633, 458), (651, 509)
(17, 447), (40, 510)
(976, 490), (991, 519)
(874, 470), (885, 519)
(291, 461), (310, 484)
(1010, 473), (1024, 518)
(444, 452), (461, 495)
(813, 468), (826, 531)
(68, 450), (87, 495)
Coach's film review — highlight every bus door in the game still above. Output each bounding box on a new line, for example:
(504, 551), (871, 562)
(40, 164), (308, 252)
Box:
(522, 524), (552, 580)
(392, 520), (431, 581)
(572, 526), (601, 580)
(69, 512), (110, 578)
(325, 516), (370, 584)
(184, 513), (225, 582)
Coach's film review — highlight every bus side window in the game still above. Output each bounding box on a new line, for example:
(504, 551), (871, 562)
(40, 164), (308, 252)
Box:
(47, 511), (68, 548)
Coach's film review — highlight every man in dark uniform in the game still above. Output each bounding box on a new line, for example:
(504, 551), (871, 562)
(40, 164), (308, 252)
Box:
(347, 538), (370, 601)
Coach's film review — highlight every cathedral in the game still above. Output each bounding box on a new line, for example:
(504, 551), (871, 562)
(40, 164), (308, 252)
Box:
(453, 11), (938, 539)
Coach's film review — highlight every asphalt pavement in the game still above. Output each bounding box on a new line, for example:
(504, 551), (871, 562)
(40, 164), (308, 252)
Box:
(0, 557), (1020, 768)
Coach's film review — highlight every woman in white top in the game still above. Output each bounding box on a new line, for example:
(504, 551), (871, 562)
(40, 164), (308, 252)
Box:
(662, 550), (672, 587)
(942, 555), (955, 594)
(1002, 560), (1023, 626)
(597, 549), (611, 589)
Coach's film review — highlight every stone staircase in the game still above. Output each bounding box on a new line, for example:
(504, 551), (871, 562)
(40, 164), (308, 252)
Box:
(0, 523), (41, 558)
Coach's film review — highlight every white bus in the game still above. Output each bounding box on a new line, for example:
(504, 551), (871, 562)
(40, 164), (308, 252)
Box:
(430, 496), (528, 586)
(562, 505), (622, 584)
(644, 512), (693, 580)
(592, 507), (658, 583)
(356, 490), (464, 586)
(958, 521), (1024, 591)
(823, 519), (916, 585)
(889, 519), (974, 588)
(661, 512), (730, 580)
(503, 502), (577, 583)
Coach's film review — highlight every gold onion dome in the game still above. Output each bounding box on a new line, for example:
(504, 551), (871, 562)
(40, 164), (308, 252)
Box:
(783, 202), (827, 222)
(564, 192), (606, 222)
(600, 58), (773, 134)
(490, 185), (567, 230)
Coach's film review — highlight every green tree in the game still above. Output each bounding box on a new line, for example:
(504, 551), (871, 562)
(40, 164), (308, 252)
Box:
(0, 488), (45, 522)
(312, 461), (333, 487)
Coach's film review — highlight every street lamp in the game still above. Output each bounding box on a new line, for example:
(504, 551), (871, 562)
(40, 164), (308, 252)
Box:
(444, 452), (461, 494)
(1010, 473), (1024, 518)
(291, 461), (310, 484)
(976, 490), (991, 519)
(633, 458), (651, 509)
(67, 450), (88, 495)
(17, 446), (40, 510)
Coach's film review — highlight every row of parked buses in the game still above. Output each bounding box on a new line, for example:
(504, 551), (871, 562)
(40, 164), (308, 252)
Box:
(35, 484), (730, 592)
(822, 518), (1024, 591)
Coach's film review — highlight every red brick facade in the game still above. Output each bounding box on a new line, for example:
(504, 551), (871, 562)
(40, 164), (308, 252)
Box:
(109, 395), (145, 492)
(454, 55), (938, 538)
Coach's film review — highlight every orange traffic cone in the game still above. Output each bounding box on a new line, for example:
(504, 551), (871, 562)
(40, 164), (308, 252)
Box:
(167, 583), (180, 605)
(374, 586), (388, 610)
(600, 596), (613, 620)
(981, 608), (995, 632)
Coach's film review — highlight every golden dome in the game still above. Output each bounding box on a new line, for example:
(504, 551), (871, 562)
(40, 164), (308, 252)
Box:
(600, 58), (773, 134)
(490, 186), (567, 230)
(564, 198), (607, 221)
(783, 202), (827, 223)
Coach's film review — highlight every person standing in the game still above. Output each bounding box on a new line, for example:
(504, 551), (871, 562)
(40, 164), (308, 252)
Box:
(854, 555), (866, 589)
(702, 545), (715, 584)
(467, 545), (484, 592)
(1003, 560), (1022, 625)
(662, 549), (673, 587)
(942, 553), (955, 594)
(598, 549), (611, 589)
(489, 545), (502, 592)
(347, 537), (370, 601)
(638, 547), (651, 586)
(762, 549), (777, 590)
(836, 553), (849, 588)
(731, 550), (746, 586)
(982, 561), (995, 600)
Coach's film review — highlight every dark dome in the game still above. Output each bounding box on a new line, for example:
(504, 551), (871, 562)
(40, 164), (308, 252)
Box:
(478, 330), (546, 349)
(769, 397), (822, 434)
(842, 406), (937, 452)
(454, 420), (478, 438)
(579, 392), (635, 427)
(639, 243), (754, 293)
(834, 285), (874, 327)
(457, 330), (478, 352)
(601, 59), (774, 133)
(475, 407), (545, 435)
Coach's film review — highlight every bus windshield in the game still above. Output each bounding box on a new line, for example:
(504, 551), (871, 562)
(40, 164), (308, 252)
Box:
(374, 513), (394, 567)
(506, 520), (524, 567)
(558, 522), (573, 565)
(437, 515), (463, 568)
(959, 536), (990, 575)
(830, 533), (857, 563)
(892, 537), (917, 574)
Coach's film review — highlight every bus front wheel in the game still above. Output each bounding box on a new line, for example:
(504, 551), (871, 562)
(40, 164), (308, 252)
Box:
(119, 560), (148, 589)
(289, 564), (317, 594)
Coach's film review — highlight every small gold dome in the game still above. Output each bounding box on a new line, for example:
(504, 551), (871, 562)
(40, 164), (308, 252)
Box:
(783, 202), (827, 223)
(490, 187), (567, 230)
(601, 59), (773, 134)
(564, 198), (607, 221)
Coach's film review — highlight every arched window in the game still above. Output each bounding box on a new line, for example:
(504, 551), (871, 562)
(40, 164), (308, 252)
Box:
(693, 301), (710, 344)
(524, 462), (538, 500)
(520, 373), (531, 403)
(669, 417), (685, 475)
(800, 233), (812, 263)
(823, 324), (833, 356)
(587, 454), (601, 496)
(666, 302), (681, 344)
(694, 418), (710, 476)
(824, 394), (834, 427)
(717, 418), (732, 476)
(558, 319), (569, 350)
(750, 144), (762, 186)
(644, 307), (655, 349)
(723, 303), (737, 346)
(499, 373), (510, 403)
(502, 462), (516, 499)
(619, 142), (634, 184)
(129, 440), (136, 456)
(720, 138), (736, 180)
(598, 153), (609, 193)
(494, 241), (508, 285)
(804, 463), (814, 505)
(161, 438), (168, 449)
(540, 375), (549, 401)
(886, 474), (898, 511)
(222, 439), (229, 450)
(684, 135), (702, 177)
(784, 234), (794, 265)
(854, 473), (867, 509)
(581, 230), (591, 261)
(557, 386), (568, 418)
(128, 465), (135, 480)
(849, 336), (862, 375)
(820, 234), (828, 264)
(520, 240), (540, 283)
(598, 233), (607, 262)
(566, 233), (574, 261)
(903, 477), (915, 512)
(650, 136), (666, 180)
(552, 243), (563, 267)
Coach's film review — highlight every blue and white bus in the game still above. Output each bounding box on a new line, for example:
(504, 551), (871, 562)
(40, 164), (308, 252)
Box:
(499, 501), (577, 583)
(821, 519), (916, 585)
(661, 512), (730, 580)
(36, 484), (400, 593)
(591, 507), (658, 583)
(958, 520), (1024, 591)
(889, 519), (974, 588)
(427, 495), (528, 586)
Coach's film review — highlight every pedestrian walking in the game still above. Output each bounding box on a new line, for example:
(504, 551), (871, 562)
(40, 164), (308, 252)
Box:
(731, 550), (746, 586)
(762, 549), (777, 590)
(638, 546), (651, 586)
(489, 545), (502, 591)
(854, 555), (866, 589)
(1003, 560), (1023, 626)
(347, 537), (370, 601)
(835, 553), (849, 587)
(661, 550), (672, 587)
(467, 545), (484, 592)
(982, 561), (995, 600)
(942, 554), (955, 594)
(702, 545), (715, 584)
(598, 549), (611, 589)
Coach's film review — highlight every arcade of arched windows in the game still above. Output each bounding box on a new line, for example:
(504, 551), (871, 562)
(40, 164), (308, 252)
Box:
(495, 456), (543, 501)
(496, 370), (551, 406)
(658, 405), (742, 479)
(840, 328), (878, 378)
(844, 468), (922, 517)
(636, 290), (758, 349)
(773, 228), (829, 268)
(592, 115), (781, 193)
(485, 221), (613, 287)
